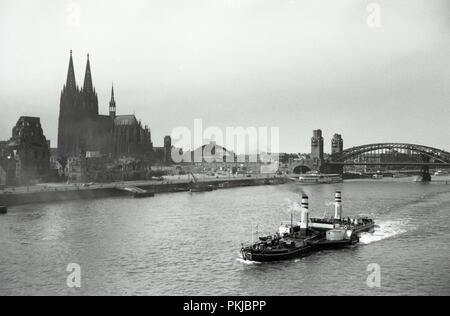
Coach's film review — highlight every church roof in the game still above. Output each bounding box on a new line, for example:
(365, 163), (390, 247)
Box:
(114, 115), (137, 126)
(18, 116), (41, 123)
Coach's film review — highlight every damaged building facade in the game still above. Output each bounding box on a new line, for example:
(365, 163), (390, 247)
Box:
(0, 117), (50, 185)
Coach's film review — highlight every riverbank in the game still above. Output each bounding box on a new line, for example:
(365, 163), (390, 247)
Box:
(2, 174), (448, 207)
(0, 175), (287, 207)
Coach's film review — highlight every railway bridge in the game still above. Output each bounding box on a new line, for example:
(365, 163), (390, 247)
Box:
(290, 130), (450, 181)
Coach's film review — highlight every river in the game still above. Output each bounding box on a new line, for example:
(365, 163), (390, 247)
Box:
(1, 179), (449, 295)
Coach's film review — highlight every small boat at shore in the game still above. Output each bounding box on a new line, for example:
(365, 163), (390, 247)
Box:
(190, 183), (214, 192)
(434, 170), (449, 176)
(118, 185), (155, 198)
(240, 192), (375, 262)
(372, 173), (383, 179)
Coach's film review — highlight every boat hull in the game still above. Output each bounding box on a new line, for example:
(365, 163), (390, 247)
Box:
(190, 185), (214, 192)
(241, 223), (375, 262)
(312, 235), (359, 249)
(242, 245), (315, 262)
(242, 238), (360, 262)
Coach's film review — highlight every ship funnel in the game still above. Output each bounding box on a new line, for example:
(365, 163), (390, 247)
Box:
(300, 195), (309, 234)
(301, 195), (309, 210)
(334, 191), (342, 220)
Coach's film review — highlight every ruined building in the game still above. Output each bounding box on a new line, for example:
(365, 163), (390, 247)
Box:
(0, 117), (50, 185)
(57, 51), (153, 158)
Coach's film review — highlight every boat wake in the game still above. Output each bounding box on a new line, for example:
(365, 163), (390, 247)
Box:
(236, 257), (261, 265)
(359, 220), (408, 244)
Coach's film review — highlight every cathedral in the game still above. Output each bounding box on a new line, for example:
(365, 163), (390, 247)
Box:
(57, 51), (153, 158)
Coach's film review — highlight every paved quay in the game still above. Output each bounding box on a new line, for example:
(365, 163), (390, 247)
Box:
(0, 174), (285, 206)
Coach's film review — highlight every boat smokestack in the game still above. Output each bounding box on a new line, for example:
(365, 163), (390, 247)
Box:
(300, 195), (309, 235)
(334, 191), (342, 220)
(301, 195), (309, 210)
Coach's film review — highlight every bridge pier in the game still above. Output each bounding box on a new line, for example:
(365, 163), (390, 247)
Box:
(323, 163), (343, 175)
(420, 166), (431, 182)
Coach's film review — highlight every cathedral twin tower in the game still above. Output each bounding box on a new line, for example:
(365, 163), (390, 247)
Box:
(57, 51), (153, 158)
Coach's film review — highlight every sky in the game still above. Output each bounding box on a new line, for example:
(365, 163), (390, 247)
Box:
(0, 0), (449, 153)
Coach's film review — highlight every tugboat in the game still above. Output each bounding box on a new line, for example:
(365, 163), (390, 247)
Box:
(240, 192), (375, 262)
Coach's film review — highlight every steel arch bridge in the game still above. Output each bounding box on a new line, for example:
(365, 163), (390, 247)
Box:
(329, 143), (450, 165)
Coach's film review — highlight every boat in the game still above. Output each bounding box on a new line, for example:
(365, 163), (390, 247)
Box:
(292, 171), (343, 184)
(372, 171), (383, 179)
(190, 183), (214, 192)
(434, 170), (449, 176)
(133, 190), (155, 198)
(119, 186), (155, 198)
(240, 192), (375, 262)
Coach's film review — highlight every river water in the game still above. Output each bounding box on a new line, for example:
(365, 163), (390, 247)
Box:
(1, 179), (449, 296)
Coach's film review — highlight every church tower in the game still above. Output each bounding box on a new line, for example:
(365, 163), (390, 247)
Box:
(57, 50), (153, 160)
(65, 50), (76, 92)
(109, 84), (116, 119)
(58, 50), (82, 156)
(81, 54), (98, 116)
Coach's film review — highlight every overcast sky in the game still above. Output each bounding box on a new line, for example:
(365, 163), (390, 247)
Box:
(0, 0), (449, 153)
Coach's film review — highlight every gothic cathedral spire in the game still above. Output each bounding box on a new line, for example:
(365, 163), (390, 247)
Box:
(81, 53), (98, 116)
(83, 53), (94, 94)
(59, 49), (80, 156)
(66, 50), (76, 90)
(109, 84), (116, 119)
(111, 84), (115, 103)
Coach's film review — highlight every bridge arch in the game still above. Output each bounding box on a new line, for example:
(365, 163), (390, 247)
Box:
(293, 165), (312, 174)
(330, 143), (450, 164)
